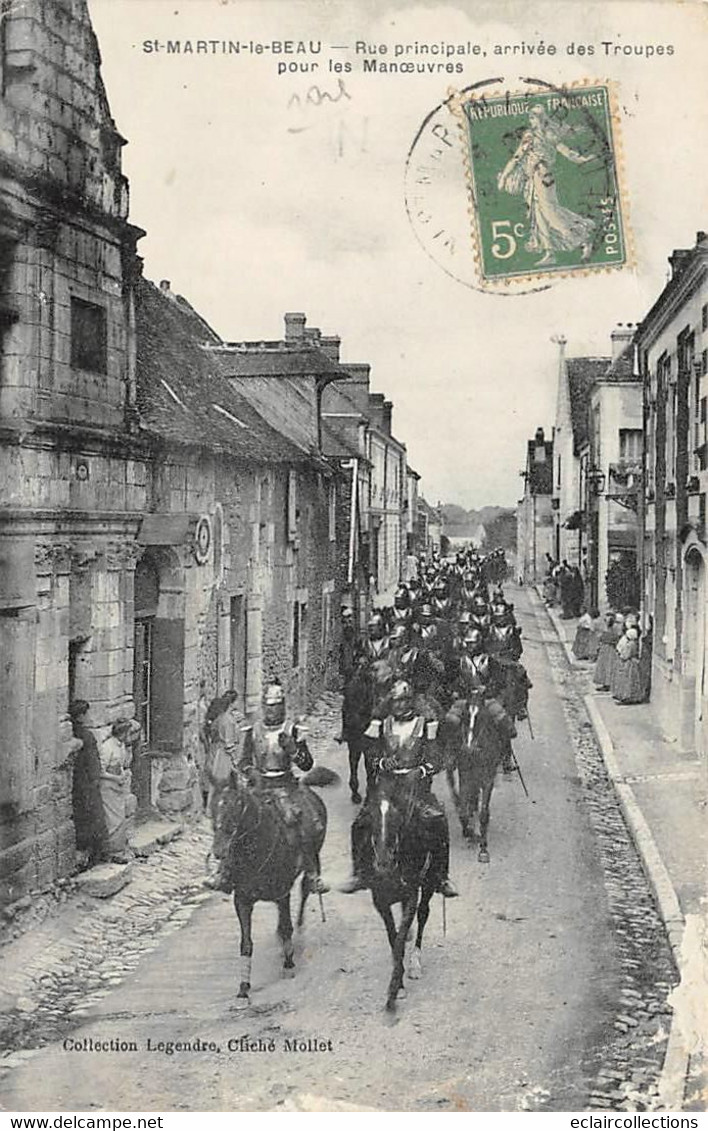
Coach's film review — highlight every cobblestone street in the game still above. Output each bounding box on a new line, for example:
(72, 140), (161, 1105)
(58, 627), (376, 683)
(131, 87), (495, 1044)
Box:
(0, 590), (683, 1113)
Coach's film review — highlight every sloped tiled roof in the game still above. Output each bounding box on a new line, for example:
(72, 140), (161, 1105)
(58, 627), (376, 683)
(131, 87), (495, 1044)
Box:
(602, 342), (639, 383)
(566, 357), (610, 454)
(135, 279), (311, 463)
(212, 345), (349, 380)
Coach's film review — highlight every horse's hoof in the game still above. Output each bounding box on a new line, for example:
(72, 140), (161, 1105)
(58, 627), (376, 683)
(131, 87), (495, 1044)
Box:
(283, 955), (295, 971)
(408, 950), (422, 980)
(478, 849), (490, 864)
(350, 791), (362, 805)
(235, 985), (251, 1008)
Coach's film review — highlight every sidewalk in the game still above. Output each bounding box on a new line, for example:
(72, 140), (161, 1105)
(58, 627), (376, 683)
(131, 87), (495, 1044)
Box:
(541, 595), (708, 1111)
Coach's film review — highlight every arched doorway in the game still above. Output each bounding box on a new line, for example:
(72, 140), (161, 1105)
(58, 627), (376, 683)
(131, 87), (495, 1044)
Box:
(132, 548), (186, 811)
(682, 546), (706, 757)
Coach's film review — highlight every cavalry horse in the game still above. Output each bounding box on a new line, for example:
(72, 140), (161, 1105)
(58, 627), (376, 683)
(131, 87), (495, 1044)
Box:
(368, 770), (437, 1012)
(214, 772), (327, 1002)
(446, 692), (507, 862)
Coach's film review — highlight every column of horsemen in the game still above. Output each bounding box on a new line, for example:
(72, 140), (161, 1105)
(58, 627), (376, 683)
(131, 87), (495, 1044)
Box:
(206, 547), (532, 899)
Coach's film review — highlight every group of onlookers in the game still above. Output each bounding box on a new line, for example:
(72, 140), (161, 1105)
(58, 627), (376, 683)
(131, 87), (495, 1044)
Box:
(542, 556), (585, 619)
(68, 701), (141, 869)
(572, 608), (652, 705)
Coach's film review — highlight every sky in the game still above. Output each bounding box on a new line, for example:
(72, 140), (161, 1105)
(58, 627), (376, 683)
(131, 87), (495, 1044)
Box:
(88, 0), (707, 509)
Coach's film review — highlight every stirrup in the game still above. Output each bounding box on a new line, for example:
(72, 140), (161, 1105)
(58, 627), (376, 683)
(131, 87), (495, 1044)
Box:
(307, 874), (329, 895)
(339, 874), (368, 894)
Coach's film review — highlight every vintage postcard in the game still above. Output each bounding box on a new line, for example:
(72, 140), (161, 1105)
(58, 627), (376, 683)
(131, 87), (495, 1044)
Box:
(0, 0), (706, 1118)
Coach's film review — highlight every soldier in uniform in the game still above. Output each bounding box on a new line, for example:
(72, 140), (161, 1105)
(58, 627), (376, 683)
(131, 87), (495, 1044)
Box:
(412, 602), (438, 649)
(210, 682), (328, 895)
(487, 601), (523, 662)
(340, 680), (458, 898)
(389, 585), (414, 629)
(364, 612), (389, 662)
(469, 593), (491, 636)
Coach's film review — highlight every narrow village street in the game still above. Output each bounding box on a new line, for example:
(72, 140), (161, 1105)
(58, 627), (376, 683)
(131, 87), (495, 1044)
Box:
(0, 588), (677, 1114)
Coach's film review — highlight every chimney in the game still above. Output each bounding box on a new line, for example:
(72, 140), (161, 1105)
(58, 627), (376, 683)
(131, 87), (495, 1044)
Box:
(284, 312), (306, 342)
(304, 326), (321, 345)
(610, 322), (634, 360)
(668, 249), (691, 280)
(159, 279), (171, 293)
(320, 335), (341, 362)
(533, 427), (546, 463)
(382, 401), (393, 436)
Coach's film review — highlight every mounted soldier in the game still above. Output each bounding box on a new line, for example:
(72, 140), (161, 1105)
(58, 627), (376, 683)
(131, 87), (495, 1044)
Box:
(210, 681), (328, 895)
(413, 602), (439, 651)
(487, 601), (523, 662)
(389, 584), (414, 629)
(340, 679), (458, 898)
(469, 593), (491, 636)
(364, 611), (389, 662)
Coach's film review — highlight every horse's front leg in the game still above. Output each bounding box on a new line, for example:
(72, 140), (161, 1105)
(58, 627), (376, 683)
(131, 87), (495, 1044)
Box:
(478, 778), (494, 864)
(386, 893), (418, 1012)
(277, 894), (295, 971)
(457, 757), (476, 841)
(372, 890), (398, 951)
(408, 886), (433, 980)
(347, 740), (362, 803)
(234, 897), (253, 1000)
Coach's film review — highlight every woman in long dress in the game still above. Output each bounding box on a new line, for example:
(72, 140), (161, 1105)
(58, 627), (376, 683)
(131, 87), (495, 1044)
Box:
(612, 627), (644, 704)
(498, 105), (597, 266)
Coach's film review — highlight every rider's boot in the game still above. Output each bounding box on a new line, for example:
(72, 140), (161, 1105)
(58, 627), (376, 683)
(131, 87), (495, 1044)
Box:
(339, 813), (371, 893)
(301, 841), (329, 895)
(501, 736), (515, 775)
(427, 811), (459, 898)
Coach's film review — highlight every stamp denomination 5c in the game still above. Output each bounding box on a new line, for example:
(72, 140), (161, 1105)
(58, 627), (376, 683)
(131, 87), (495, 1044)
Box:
(452, 81), (630, 288)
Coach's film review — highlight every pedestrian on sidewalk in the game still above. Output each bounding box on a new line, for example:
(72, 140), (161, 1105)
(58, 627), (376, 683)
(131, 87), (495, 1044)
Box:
(572, 606), (601, 661)
(98, 719), (135, 863)
(594, 612), (619, 691)
(611, 617), (644, 704)
(69, 700), (110, 869)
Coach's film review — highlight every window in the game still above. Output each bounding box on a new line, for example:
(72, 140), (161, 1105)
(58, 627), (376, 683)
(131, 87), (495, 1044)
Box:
(321, 584), (334, 653)
(292, 600), (303, 668)
(328, 481), (336, 541)
(286, 470), (298, 545)
(702, 303), (708, 332)
(71, 297), (107, 373)
(291, 598), (308, 669)
(619, 429), (642, 462)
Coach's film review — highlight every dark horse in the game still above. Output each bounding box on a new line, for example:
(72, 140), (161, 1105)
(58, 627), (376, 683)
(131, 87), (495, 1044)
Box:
(368, 771), (437, 1012)
(215, 773), (327, 1002)
(446, 693), (507, 862)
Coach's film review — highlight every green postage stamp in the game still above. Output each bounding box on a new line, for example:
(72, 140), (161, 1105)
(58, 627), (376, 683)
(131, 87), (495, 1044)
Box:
(453, 81), (630, 287)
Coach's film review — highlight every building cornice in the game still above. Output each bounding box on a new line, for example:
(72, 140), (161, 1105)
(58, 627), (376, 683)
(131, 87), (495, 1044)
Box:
(636, 248), (708, 350)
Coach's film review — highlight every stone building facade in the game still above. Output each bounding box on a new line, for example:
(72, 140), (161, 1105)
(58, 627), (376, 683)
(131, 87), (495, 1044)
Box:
(582, 327), (642, 612)
(0, 0), (147, 903)
(637, 233), (708, 757)
(0, 3), (349, 904)
(516, 427), (554, 584)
